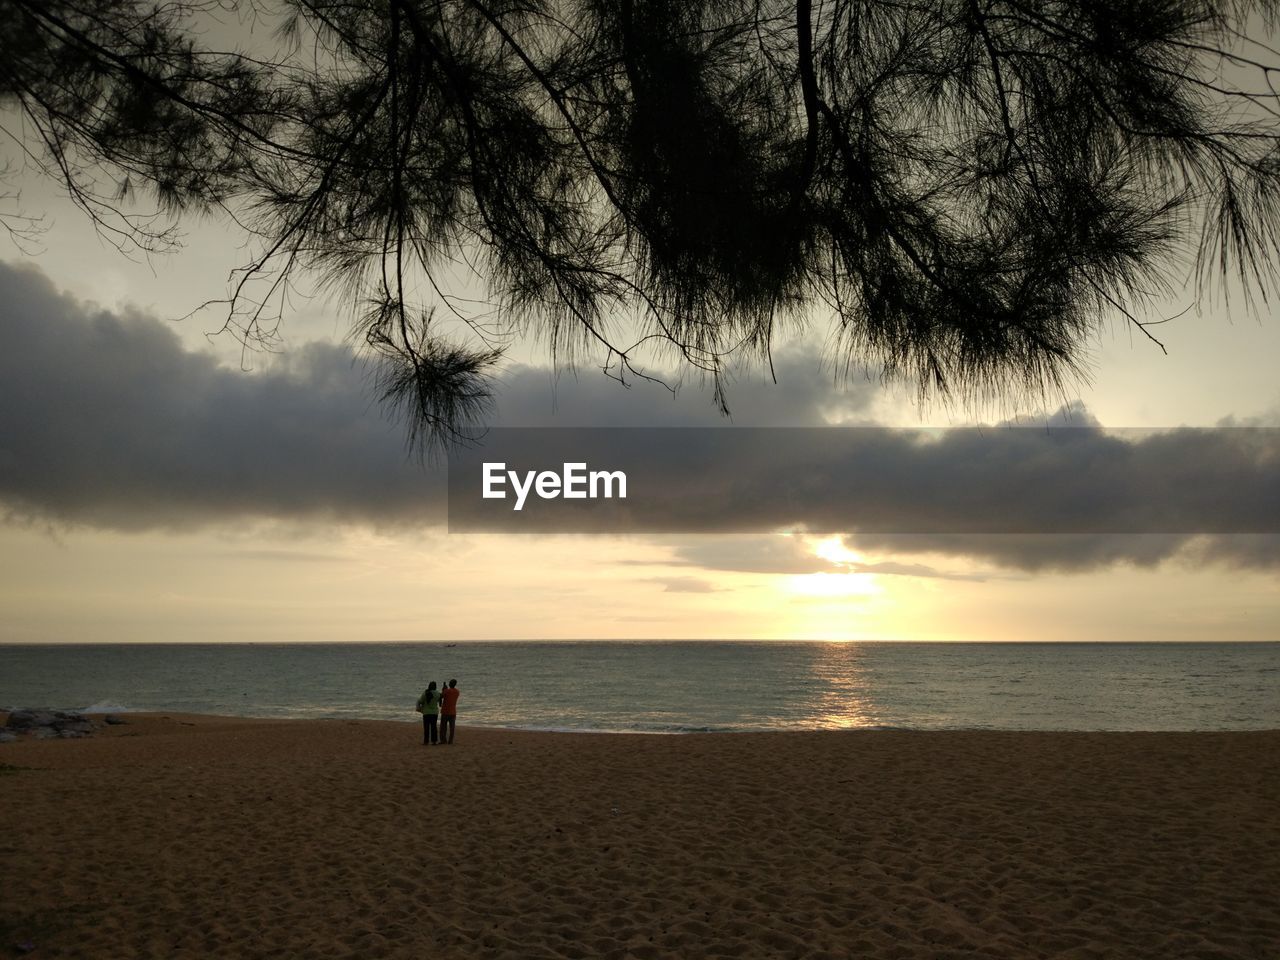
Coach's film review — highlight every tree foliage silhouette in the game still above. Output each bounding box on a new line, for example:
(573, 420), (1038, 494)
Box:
(3, 0), (1280, 443)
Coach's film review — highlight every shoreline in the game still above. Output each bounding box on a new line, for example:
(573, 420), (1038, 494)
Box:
(8, 709), (1279, 736)
(4, 714), (1278, 958)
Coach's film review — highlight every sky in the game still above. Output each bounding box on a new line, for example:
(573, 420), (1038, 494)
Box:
(2, 14), (1279, 643)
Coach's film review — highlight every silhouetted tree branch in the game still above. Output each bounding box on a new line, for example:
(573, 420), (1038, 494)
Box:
(3, 0), (1280, 445)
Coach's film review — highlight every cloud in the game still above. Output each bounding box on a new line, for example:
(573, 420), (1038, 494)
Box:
(2, 259), (1277, 574)
(0, 261), (871, 531)
(218, 548), (355, 564)
(0, 260), (434, 530)
(1171, 534), (1280, 572)
(838, 533), (1207, 573)
(451, 425), (1280, 571)
(842, 559), (994, 582)
(646, 576), (725, 593)
(640, 532), (1276, 580)
(492, 342), (878, 427)
(655, 537), (840, 575)
(638, 537), (995, 581)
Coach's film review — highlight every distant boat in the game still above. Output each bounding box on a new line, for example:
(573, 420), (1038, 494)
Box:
(444, 643), (457, 648)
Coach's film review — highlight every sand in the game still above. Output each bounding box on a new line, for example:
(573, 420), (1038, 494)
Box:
(2, 715), (1277, 959)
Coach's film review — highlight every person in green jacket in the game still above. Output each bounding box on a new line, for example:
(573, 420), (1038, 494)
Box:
(416, 681), (441, 745)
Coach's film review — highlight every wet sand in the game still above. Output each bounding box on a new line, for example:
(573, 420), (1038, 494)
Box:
(2, 714), (1277, 959)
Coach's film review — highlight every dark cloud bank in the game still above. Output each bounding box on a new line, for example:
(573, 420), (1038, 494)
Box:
(0, 260), (864, 530)
(1, 260), (1276, 573)
(0, 262), (429, 529)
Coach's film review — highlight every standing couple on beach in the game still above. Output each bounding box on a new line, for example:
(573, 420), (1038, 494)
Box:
(416, 679), (459, 745)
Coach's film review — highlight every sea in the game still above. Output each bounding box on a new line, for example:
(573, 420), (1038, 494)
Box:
(1, 641), (1276, 733)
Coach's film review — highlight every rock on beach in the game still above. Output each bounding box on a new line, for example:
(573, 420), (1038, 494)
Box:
(4, 709), (96, 739)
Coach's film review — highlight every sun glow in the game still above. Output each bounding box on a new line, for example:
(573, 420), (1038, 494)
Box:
(810, 535), (865, 566)
(785, 572), (882, 598)
(785, 536), (882, 598)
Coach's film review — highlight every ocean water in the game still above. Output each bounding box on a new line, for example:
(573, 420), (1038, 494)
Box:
(0, 641), (1276, 733)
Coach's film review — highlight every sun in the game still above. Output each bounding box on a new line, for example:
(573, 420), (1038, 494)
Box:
(784, 535), (882, 598)
(810, 535), (866, 566)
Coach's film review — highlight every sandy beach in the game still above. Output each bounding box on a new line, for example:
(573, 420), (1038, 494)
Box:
(2, 715), (1277, 959)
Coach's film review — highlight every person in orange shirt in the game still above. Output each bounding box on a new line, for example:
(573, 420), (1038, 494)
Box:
(439, 679), (460, 744)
